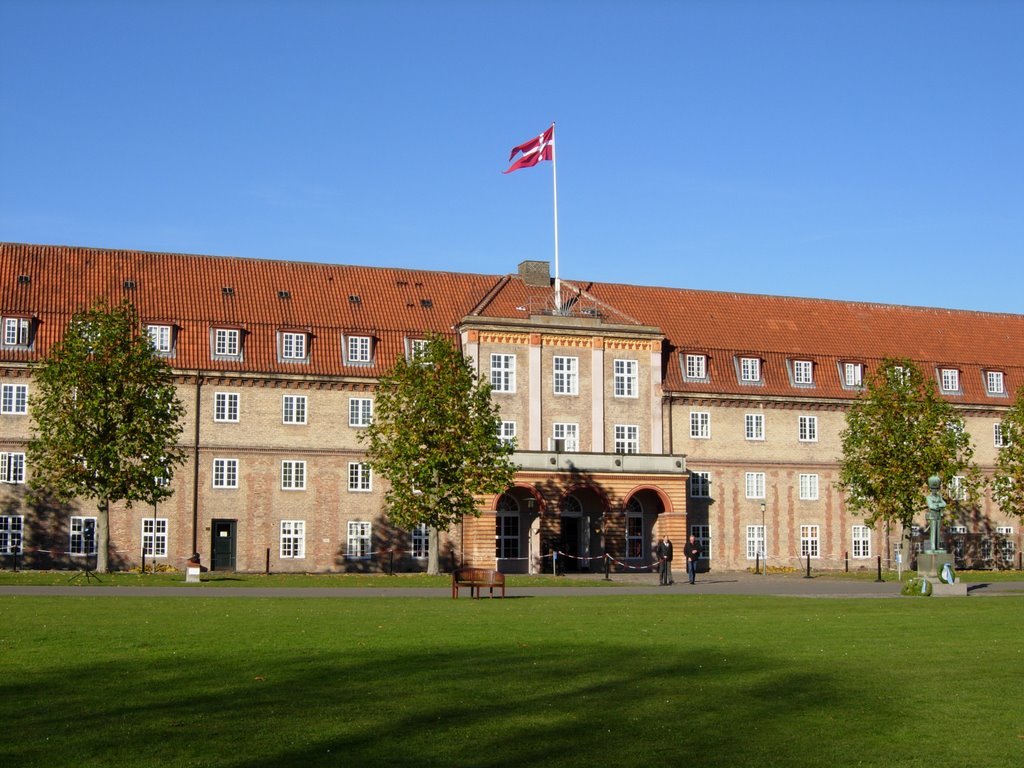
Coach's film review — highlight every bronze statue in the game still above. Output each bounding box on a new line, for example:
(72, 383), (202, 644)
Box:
(924, 475), (947, 553)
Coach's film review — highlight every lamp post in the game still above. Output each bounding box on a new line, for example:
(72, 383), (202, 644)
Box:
(760, 501), (766, 575)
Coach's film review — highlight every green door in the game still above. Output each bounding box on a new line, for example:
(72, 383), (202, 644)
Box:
(211, 520), (236, 571)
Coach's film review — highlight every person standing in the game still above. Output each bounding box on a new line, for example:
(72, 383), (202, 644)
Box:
(684, 534), (702, 584)
(655, 534), (674, 585)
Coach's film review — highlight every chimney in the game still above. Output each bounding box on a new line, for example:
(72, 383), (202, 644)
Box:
(518, 260), (550, 288)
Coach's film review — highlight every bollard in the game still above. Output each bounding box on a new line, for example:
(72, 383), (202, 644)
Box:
(845, 551), (849, 572)
(604, 553), (611, 581)
(388, 548), (394, 576)
(553, 550), (559, 576)
(755, 552), (760, 575)
(875, 554), (884, 582)
(265, 547), (270, 575)
(804, 552), (812, 579)
(141, 546), (146, 575)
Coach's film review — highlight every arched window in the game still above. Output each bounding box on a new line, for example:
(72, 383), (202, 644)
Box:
(496, 494), (519, 513)
(560, 495), (582, 516)
(496, 494), (519, 559)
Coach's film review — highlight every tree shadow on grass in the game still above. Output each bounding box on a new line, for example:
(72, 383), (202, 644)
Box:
(2, 639), (896, 768)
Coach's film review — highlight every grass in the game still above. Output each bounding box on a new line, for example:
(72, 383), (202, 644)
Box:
(2, 593), (1023, 768)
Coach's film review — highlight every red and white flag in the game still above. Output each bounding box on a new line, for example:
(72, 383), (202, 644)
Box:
(503, 125), (554, 174)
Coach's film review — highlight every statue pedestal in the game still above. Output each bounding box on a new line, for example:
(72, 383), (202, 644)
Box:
(916, 552), (967, 597)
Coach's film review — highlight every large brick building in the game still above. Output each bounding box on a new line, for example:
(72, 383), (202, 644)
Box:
(1, 243), (1021, 573)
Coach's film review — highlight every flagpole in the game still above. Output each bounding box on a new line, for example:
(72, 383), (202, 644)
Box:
(550, 122), (561, 313)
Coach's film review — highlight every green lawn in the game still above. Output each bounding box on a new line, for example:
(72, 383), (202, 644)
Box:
(2, 594), (1022, 768)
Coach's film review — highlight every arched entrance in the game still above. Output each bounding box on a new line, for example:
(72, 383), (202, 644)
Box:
(494, 488), (541, 574)
(557, 485), (608, 572)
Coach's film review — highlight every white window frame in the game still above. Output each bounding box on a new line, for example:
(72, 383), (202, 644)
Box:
(142, 518), (168, 558)
(348, 462), (372, 492)
(1, 384), (28, 415)
(948, 475), (967, 502)
(690, 411), (710, 439)
(281, 460), (307, 491)
(411, 523), (429, 559)
(347, 335), (372, 364)
(0, 452), (26, 484)
(553, 356), (579, 395)
(147, 324), (172, 353)
(499, 421), (517, 448)
(986, 370), (1005, 395)
(2, 317), (30, 347)
(0, 514), (24, 555)
(409, 339), (429, 361)
(740, 357), (761, 382)
(798, 415), (818, 442)
(212, 458), (238, 489)
(745, 472), (765, 499)
(745, 413), (764, 441)
(685, 354), (707, 380)
(995, 422), (1008, 448)
(843, 362), (863, 387)
(552, 423), (579, 452)
(346, 521), (372, 559)
(214, 392), (239, 423)
(996, 526), (1015, 559)
(852, 525), (871, 558)
(280, 520), (306, 559)
(690, 471), (710, 498)
(282, 395), (307, 425)
(799, 473), (819, 501)
(490, 354), (516, 393)
(214, 328), (240, 357)
(614, 424), (639, 454)
(800, 525), (820, 558)
(793, 360), (813, 385)
(746, 525), (765, 560)
(70, 516), (97, 556)
(281, 332), (307, 360)
(349, 397), (373, 427)
(940, 368), (960, 392)
(613, 359), (638, 398)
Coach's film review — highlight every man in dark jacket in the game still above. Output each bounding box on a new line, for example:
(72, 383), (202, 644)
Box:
(656, 535), (673, 585)
(684, 535), (702, 584)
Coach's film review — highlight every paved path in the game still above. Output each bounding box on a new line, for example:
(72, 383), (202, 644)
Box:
(2, 573), (1023, 599)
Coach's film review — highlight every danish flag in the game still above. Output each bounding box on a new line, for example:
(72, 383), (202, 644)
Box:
(503, 125), (555, 174)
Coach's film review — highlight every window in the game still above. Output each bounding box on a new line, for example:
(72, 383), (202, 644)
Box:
(800, 525), (820, 558)
(793, 360), (813, 385)
(349, 397), (373, 427)
(498, 421), (517, 448)
(685, 354), (707, 380)
(214, 328), (240, 357)
(411, 523), (429, 559)
(799, 474), (819, 500)
(490, 354), (516, 393)
(997, 527), (1016, 560)
(614, 424), (639, 454)
(348, 462), (372, 492)
(626, 499), (644, 558)
(798, 415), (818, 442)
(2, 317), (30, 347)
(147, 324), (173, 353)
(843, 363), (863, 387)
(346, 521), (371, 559)
(947, 475), (967, 502)
(690, 525), (711, 560)
(496, 504), (520, 560)
(852, 526), (871, 558)
(690, 471), (710, 498)
(280, 520), (305, 558)
(70, 516), (97, 556)
(281, 332), (307, 360)
(553, 356), (579, 395)
(995, 422), (1008, 448)
(613, 359), (638, 398)
(347, 335), (372, 363)
(213, 458), (238, 488)
(745, 413), (764, 441)
(283, 395), (307, 425)
(986, 370), (1005, 395)
(552, 423), (579, 452)
(940, 368), (960, 392)
(0, 453), (25, 484)
(214, 392), (239, 422)
(746, 525), (765, 560)
(409, 339), (429, 361)
(1, 384), (28, 415)
(281, 461), (307, 490)
(740, 357), (761, 382)
(690, 411), (710, 439)
(0, 515), (23, 554)
(745, 472), (765, 499)
(980, 537), (993, 560)
(142, 518), (168, 557)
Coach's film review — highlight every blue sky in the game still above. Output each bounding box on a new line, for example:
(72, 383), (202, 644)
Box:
(2, 0), (1021, 313)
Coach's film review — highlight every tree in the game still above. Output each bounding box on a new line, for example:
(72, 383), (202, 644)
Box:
(360, 335), (516, 574)
(838, 358), (980, 534)
(28, 298), (186, 573)
(992, 385), (1024, 522)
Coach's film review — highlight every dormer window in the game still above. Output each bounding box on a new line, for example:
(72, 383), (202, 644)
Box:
(792, 360), (814, 386)
(2, 316), (32, 348)
(213, 328), (241, 358)
(684, 353), (708, 381)
(346, 335), (373, 364)
(986, 370), (1006, 396)
(939, 368), (960, 394)
(842, 362), (864, 388)
(280, 331), (308, 361)
(407, 338), (429, 362)
(739, 356), (761, 383)
(147, 324), (174, 354)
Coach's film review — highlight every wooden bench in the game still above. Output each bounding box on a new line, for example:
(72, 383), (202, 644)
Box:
(451, 567), (505, 599)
